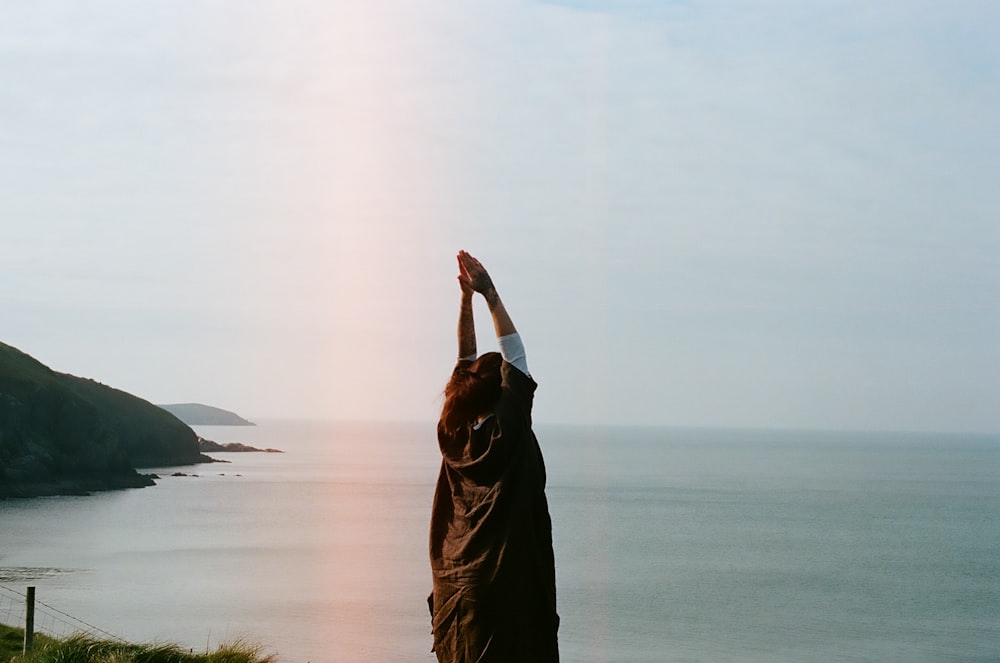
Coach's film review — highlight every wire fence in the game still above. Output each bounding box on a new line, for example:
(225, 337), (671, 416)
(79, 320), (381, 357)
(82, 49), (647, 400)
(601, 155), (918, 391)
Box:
(0, 583), (122, 643)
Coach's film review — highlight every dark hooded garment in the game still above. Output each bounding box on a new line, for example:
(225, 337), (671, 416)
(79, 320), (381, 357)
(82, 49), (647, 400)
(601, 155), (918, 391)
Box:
(429, 360), (559, 662)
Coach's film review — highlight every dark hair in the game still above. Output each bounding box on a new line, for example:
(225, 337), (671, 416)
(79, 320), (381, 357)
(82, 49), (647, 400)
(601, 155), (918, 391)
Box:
(440, 352), (502, 434)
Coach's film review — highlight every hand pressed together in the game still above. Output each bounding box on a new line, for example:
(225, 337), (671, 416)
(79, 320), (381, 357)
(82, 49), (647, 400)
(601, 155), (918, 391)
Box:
(457, 250), (495, 297)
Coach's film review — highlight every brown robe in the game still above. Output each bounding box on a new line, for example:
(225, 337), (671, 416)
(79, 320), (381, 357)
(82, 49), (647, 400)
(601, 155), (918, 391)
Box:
(429, 360), (559, 662)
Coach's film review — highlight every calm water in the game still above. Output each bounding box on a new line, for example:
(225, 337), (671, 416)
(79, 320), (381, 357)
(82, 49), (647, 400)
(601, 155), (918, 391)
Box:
(1, 421), (998, 662)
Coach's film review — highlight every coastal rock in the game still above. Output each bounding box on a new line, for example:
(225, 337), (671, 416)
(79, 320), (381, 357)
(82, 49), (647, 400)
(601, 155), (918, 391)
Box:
(0, 341), (213, 499)
(198, 437), (283, 453)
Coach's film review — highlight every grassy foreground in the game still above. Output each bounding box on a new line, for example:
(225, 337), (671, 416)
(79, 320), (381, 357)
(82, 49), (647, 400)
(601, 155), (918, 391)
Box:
(0, 625), (275, 663)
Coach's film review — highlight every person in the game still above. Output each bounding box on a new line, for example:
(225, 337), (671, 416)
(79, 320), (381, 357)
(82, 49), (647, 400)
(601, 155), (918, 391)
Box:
(428, 250), (560, 662)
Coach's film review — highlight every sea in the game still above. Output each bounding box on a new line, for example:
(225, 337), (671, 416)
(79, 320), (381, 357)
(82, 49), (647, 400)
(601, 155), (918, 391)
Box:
(1, 421), (997, 662)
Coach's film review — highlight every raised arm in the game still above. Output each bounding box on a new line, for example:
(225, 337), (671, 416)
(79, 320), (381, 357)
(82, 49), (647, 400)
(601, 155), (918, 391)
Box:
(456, 254), (477, 360)
(458, 250), (530, 376)
(458, 250), (516, 338)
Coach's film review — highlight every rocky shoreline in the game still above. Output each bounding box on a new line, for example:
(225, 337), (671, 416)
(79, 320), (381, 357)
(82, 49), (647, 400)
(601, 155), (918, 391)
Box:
(0, 472), (159, 498)
(198, 437), (283, 453)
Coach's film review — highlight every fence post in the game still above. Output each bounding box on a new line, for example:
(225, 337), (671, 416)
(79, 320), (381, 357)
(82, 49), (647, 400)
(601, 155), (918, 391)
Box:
(23, 586), (35, 654)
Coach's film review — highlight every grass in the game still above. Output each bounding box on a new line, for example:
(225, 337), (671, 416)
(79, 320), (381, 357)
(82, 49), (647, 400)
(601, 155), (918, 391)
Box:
(0, 626), (275, 663)
(1, 624), (55, 662)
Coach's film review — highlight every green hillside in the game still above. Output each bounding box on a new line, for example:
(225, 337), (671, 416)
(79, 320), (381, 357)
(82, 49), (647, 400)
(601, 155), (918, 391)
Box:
(0, 341), (209, 498)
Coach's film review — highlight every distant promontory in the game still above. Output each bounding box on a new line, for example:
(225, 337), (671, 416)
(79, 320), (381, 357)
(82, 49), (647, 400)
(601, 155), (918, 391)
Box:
(0, 341), (213, 499)
(198, 437), (282, 453)
(158, 403), (256, 426)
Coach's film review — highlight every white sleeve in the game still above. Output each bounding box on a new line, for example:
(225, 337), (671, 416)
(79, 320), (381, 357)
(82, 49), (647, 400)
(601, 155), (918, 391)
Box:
(498, 332), (530, 377)
(459, 353), (477, 362)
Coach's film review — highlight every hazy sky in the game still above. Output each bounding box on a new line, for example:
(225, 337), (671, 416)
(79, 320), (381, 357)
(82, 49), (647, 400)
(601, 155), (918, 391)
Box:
(1, 1), (997, 432)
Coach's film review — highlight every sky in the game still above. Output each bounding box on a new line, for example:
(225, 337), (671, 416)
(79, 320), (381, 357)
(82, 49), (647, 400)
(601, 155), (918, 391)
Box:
(1, 1), (997, 432)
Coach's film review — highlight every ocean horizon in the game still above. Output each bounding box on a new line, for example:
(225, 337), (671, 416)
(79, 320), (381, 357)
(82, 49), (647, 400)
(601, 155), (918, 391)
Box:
(1, 420), (998, 662)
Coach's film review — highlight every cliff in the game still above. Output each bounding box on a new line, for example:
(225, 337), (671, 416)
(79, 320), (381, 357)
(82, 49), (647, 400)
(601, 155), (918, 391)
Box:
(0, 341), (211, 498)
